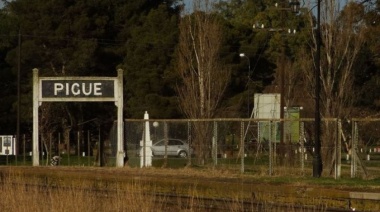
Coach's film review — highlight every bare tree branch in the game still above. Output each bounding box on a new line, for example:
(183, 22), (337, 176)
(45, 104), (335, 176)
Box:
(176, 0), (231, 164)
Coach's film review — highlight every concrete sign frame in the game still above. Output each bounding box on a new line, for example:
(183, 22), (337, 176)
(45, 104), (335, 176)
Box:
(33, 68), (124, 167)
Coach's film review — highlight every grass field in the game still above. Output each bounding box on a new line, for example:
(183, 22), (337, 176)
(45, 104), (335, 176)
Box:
(0, 166), (379, 211)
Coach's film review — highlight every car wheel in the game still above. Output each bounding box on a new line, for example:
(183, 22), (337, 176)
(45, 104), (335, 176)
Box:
(178, 150), (188, 158)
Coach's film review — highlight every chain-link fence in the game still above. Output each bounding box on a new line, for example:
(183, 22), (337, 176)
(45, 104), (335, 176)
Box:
(125, 118), (380, 179)
(2, 118), (380, 179)
(0, 124), (119, 167)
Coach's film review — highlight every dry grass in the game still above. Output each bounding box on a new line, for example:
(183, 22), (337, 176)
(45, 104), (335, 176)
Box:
(0, 170), (159, 211)
(0, 166), (379, 211)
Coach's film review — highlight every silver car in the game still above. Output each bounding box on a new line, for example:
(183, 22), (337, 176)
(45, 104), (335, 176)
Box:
(151, 139), (191, 158)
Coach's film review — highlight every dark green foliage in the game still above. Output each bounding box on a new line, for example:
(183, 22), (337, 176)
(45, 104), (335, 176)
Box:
(117, 3), (180, 118)
(0, 0), (379, 137)
(353, 0), (380, 108)
(0, 0), (181, 136)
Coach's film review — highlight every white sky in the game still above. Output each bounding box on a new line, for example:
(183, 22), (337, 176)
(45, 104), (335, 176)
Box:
(0, 0), (216, 10)
(183, 0), (194, 13)
(182, 0), (224, 13)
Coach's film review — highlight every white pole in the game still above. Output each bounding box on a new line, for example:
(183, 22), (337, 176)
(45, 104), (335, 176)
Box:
(116, 69), (124, 167)
(32, 68), (40, 166)
(140, 111), (153, 167)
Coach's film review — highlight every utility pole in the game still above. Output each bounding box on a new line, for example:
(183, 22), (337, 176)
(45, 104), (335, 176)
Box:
(313, 0), (323, 177)
(16, 29), (21, 165)
(280, 0), (286, 145)
(239, 53), (251, 118)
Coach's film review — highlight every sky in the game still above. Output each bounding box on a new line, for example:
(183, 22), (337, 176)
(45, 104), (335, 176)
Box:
(183, 0), (195, 13)
(0, 0), (346, 14)
(0, 0), (218, 10)
(182, 0), (226, 13)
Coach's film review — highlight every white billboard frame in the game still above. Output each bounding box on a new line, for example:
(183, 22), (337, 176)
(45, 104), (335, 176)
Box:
(254, 93), (281, 143)
(253, 93), (281, 119)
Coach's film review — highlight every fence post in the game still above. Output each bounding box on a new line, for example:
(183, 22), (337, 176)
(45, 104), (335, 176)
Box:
(269, 121), (273, 176)
(68, 130), (72, 166)
(240, 121), (244, 173)
(23, 134), (26, 165)
(336, 119), (342, 179)
(58, 133), (61, 159)
(163, 121), (168, 168)
(187, 121), (192, 166)
(300, 122), (305, 174)
(87, 130), (90, 166)
(77, 131), (80, 165)
(351, 121), (358, 178)
(40, 136), (43, 166)
(213, 121), (218, 167)
(274, 121), (277, 166)
(49, 133), (52, 165)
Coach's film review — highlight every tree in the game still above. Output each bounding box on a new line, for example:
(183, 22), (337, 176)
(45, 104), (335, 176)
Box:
(1, 0), (127, 157)
(116, 1), (181, 118)
(297, 1), (366, 173)
(0, 6), (18, 134)
(176, 0), (231, 164)
(214, 0), (278, 118)
(355, 0), (380, 109)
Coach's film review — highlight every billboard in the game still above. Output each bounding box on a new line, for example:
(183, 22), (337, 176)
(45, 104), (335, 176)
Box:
(253, 94), (281, 143)
(284, 107), (301, 143)
(253, 93), (301, 144)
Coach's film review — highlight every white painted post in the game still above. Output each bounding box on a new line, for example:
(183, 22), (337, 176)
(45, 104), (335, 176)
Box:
(32, 68), (40, 166)
(116, 69), (124, 167)
(140, 111), (153, 167)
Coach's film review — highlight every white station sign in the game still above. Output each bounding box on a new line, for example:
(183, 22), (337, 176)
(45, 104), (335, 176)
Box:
(39, 78), (117, 102)
(33, 69), (125, 167)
